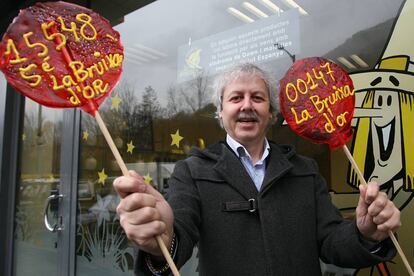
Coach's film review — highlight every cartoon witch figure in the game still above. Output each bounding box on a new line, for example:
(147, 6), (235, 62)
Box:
(348, 0), (414, 274)
(348, 0), (414, 210)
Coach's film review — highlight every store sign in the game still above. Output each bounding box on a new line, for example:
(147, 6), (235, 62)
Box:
(177, 9), (300, 82)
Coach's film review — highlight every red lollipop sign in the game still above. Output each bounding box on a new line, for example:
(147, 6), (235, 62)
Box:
(279, 57), (355, 149)
(0, 1), (123, 115)
(0, 2), (180, 274)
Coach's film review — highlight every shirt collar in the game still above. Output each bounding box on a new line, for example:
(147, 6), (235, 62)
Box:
(226, 134), (270, 164)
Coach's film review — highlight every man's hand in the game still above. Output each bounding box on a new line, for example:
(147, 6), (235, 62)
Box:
(113, 171), (174, 256)
(356, 182), (401, 241)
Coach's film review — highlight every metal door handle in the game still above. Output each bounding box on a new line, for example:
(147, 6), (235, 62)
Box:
(44, 194), (63, 232)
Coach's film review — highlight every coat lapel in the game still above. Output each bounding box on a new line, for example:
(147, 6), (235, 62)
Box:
(260, 144), (293, 195)
(213, 144), (259, 199)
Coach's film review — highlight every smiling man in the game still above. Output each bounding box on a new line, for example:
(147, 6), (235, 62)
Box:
(218, 66), (274, 165)
(114, 63), (400, 275)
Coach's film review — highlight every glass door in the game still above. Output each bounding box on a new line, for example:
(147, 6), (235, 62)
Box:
(12, 98), (63, 275)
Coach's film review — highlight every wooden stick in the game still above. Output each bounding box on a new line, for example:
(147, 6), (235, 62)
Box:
(342, 145), (414, 276)
(95, 111), (180, 276)
(95, 111), (129, 176)
(156, 236), (181, 276)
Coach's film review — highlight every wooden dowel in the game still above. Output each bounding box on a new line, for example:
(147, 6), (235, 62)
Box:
(95, 111), (180, 276)
(342, 145), (365, 186)
(342, 145), (414, 276)
(95, 111), (129, 176)
(389, 229), (414, 276)
(156, 236), (181, 276)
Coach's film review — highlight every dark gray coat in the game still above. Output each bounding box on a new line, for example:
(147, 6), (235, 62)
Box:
(136, 141), (395, 275)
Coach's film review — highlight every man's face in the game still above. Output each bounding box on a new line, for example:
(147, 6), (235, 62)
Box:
(219, 76), (272, 146)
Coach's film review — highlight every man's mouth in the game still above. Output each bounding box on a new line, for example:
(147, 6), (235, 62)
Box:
(238, 118), (258, 123)
(375, 117), (395, 162)
(237, 112), (258, 123)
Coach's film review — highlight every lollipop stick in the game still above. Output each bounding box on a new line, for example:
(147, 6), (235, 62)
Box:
(342, 145), (414, 276)
(53, 32), (180, 276)
(94, 111), (129, 175)
(95, 111), (180, 276)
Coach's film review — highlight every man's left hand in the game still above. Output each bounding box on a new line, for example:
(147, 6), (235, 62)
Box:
(356, 182), (401, 241)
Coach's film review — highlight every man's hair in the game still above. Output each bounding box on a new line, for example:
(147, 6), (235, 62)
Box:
(212, 63), (279, 125)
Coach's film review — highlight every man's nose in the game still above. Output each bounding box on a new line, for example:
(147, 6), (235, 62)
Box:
(241, 97), (253, 111)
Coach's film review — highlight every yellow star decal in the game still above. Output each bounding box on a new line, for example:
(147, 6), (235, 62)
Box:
(170, 129), (184, 148)
(111, 95), (122, 111)
(22, 134), (26, 141)
(143, 173), (153, 185)
(82, 130), (89, 140)
(98, 168), (108, 186)
(127, 140), (135, 154)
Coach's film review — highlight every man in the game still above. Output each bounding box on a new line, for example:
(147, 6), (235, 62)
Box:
(114, 63), (401, 275)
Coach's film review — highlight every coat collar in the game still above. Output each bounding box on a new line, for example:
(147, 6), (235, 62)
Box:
(260, 143), (294, 195)
(214, 143), (259, 199)
(194, 141), (295, 199)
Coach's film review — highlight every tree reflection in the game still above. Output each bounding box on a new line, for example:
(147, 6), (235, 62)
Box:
(166, 72), (212, 116)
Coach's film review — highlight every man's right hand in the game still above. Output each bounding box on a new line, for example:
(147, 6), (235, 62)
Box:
(113, 171), (174, 257)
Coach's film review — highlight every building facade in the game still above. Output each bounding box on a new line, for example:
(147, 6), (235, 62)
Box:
(1, 0), (413, 275)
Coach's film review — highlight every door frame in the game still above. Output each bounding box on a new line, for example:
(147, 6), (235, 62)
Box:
(0, 87), (25, 276)
(0, 85), (82, 276)
(58, 109), (81, 276)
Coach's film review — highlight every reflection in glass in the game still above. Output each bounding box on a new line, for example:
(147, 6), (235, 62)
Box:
(13, 98), (63, 275)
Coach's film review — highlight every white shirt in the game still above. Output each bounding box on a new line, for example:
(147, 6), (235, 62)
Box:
(226, 134), (270, 191)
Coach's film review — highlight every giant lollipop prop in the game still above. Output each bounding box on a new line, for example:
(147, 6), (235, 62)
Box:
(279, 57), (413, 275)
(0, 2), (179, 275)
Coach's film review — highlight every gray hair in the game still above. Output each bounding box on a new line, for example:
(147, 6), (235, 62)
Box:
(212, 63), (279, 125)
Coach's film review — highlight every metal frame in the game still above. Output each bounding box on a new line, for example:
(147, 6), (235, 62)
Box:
(58, 109), (81, 276)
(0, 87), (25, 276)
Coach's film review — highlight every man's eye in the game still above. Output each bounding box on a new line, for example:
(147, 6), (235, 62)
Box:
(230, 96), (242, 101)
(253, 96), (264, 102)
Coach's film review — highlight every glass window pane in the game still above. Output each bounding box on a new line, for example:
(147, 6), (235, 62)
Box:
(13, 98), (63, 275)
